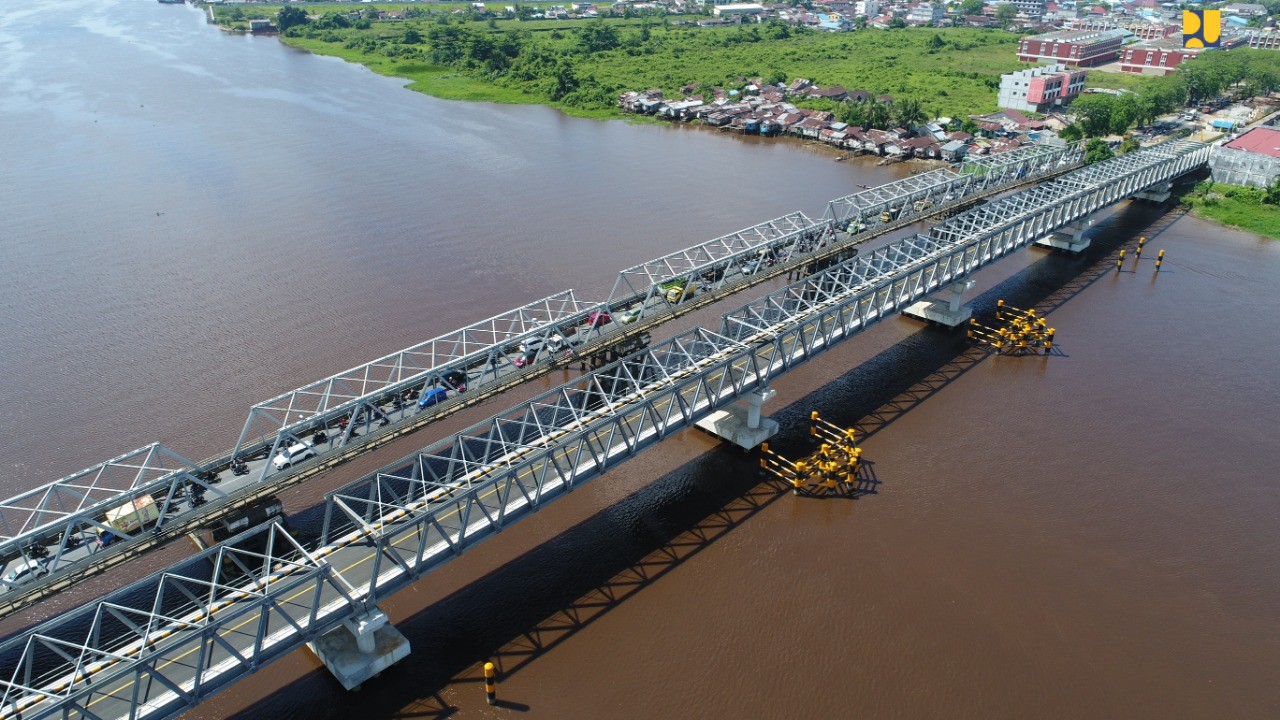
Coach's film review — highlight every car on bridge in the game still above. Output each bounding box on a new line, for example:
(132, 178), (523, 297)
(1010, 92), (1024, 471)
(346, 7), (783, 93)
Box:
(418, 386), (450, 409)
(271, 440), (317, 470)
(661, 279), (695, 303)
(1, 559), (47, 591)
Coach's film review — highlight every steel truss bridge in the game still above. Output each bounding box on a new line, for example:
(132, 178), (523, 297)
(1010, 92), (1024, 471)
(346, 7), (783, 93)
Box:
(0, 139), (1209, 720)
(0, 143), (1082, 609)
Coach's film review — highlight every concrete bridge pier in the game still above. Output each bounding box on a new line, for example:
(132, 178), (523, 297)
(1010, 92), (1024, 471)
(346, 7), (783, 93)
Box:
(1133, 180), (1172, 203)
(1035, 217), (1092, 253)
(696, 386), (779, 450)
(308, 607), (411, 691)
(902, 278), (975, 328)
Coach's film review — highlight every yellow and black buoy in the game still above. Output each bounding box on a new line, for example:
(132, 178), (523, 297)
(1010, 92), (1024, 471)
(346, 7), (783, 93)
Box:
(1116, 248), (1126, 271)
(1155, 249), (1165, 272)
(484, 662), (497, 705)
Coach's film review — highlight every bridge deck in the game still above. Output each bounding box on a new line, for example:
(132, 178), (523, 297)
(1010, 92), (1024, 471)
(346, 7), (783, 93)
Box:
(0, 143), (1081, 615)
(0, 140), (1211, 720)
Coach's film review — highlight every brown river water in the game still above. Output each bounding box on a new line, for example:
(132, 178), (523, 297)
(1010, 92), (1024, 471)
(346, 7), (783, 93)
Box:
(2, 1), (1278, 718)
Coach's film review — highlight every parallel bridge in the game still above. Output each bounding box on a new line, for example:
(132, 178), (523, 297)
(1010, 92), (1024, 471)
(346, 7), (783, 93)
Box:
(0, 139), (1210, 720)
(0, 142), (1078, 613)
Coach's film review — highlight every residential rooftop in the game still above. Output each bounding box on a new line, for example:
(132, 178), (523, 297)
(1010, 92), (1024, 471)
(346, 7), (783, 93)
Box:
(1222, 127), (1280, 160)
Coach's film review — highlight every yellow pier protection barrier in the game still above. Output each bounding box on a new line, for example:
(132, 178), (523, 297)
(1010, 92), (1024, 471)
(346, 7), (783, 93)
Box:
(758, 411), (865, 497)
(968, 299), (1055, 356)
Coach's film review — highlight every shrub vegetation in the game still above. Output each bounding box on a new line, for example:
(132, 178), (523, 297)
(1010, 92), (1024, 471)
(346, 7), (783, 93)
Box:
(212, 7), (1276, 130)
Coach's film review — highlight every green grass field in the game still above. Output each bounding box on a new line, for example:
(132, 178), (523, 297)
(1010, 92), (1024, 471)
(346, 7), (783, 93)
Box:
(286, 37), (545, 103)
(570, 27), (1030, 117)
(1083, 69), (1155, 94)
(1180, 182), (1280, 240)
(211, 7), (1157, 121)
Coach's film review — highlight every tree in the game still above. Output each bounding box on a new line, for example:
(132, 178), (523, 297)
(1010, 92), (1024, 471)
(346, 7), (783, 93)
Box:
(995, 3), (1016, 24)
(960, 117), (979, 134)
(277, 6), (308, 31)
(313, 11), (350, 30)
(1265, 176), (1280, 206)
(866, 99), (892, 129)
(1084, 138), (1114, 165)
(1069, 93), (1117, 136)
(576, 21), (620, 53)
(549, 60), (580, 100)
(1118, 135), (1140, 154)
(892, 98), (926, 128)
(926, 33), (945, 51)
(1059, 123), (1083, 142)
(403, 27), (423, 44)
(889, 15), (907, 28)
(1110, 93), (1139, 134)
(958, 0), (985, 15)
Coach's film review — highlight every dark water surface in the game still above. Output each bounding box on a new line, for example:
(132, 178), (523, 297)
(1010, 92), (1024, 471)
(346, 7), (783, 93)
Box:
(0, 0), (900, 485)
(3, 1), (1279, 719)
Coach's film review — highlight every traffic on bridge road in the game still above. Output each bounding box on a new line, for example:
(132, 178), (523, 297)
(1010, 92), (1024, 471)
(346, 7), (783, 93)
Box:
(0, 139), (1211, 720)
(0, 144), (1079, 618)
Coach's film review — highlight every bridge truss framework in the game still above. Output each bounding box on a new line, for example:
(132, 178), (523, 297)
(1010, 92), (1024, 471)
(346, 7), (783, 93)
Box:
(0, 139), (1210, 720)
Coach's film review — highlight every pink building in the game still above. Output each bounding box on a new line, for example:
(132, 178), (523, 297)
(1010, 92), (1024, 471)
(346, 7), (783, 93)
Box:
(998, 63), (1088, 112)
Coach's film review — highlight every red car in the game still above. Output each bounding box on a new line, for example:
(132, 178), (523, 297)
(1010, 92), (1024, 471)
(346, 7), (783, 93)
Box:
(587, 311), (612, 328)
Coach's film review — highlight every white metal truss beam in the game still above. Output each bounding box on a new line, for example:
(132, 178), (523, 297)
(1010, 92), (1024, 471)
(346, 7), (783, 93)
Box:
(0, 523), (357, 720)
(233, 289), (606, 457)
(0, 140), (1211, 720)
(824, 141), (1079, 227)
(2, 142), (1081, 590)
(0, 445), (224, 579)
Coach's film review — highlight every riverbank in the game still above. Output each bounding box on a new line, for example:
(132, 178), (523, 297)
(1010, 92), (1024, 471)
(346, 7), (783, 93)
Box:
(1178, 180), (1280, 239)
(208, 6), (1145, 123)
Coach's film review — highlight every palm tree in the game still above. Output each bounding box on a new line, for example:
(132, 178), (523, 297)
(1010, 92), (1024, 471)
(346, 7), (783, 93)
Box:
(866, 99), (892, 130)
(893, 98), (926, 129)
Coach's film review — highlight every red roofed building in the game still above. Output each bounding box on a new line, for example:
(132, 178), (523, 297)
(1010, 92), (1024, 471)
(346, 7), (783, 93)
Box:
(1120, 34), (1248, 75)
(1222, 127), (1280, 159)
(1017, 28), (1127, 67)
(1210, 126), (1280, 189)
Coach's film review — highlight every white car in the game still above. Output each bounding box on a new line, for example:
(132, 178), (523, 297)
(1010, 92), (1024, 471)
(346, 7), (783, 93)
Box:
(2, 559), (47, 591)
(272, 441), (316, 470)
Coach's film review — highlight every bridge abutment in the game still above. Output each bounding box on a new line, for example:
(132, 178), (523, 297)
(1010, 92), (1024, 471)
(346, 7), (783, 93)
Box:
(308, 607), (410, 691)
(696, 386), (779, 450)
(902, 278), (975, 328)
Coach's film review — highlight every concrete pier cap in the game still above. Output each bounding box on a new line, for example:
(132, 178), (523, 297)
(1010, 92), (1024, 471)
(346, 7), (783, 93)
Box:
(308, 607), (411, 691)
(696, 386), (779, 450)
(1035, 217), (1093, 253)
(902, 278), (975, 328)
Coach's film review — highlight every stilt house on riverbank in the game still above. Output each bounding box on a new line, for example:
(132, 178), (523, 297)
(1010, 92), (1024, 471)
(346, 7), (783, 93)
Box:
(619, 81), (1039, 161)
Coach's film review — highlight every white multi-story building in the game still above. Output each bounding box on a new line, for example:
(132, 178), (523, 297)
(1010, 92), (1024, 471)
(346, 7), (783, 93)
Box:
(997, 63), (1088, 112)
(904, 1), (944, 24)
(854, 0), (880, 17)
(1013, 0), (1047, 17)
